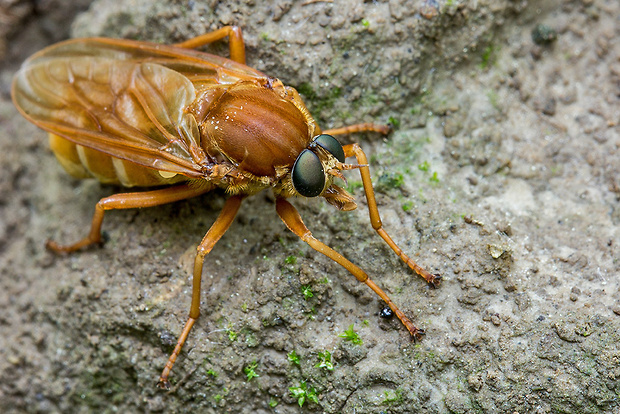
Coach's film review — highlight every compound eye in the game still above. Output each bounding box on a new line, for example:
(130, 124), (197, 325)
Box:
(314, 134), (345, 163)
(292, 149), (325, 197)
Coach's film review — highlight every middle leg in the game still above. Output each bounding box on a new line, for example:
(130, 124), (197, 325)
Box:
(158, 194), (244, 389)
(47, 183), (213, 254)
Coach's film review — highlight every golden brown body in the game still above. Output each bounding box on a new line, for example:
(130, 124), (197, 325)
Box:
(48, 133), (187, 186)
(13, 35), (320, 195)
(11, 26), (439, 389)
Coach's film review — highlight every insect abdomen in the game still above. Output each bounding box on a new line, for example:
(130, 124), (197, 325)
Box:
(49, 134), (186, 187)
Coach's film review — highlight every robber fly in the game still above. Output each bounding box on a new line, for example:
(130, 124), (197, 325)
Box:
(11, 26), (440, 389)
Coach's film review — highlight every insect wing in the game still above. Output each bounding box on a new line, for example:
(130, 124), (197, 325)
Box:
(11, 38), (265, 178)
(23, 38), (265, 87)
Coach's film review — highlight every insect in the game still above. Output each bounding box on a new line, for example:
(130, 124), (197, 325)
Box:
(11, 26), (440, 389)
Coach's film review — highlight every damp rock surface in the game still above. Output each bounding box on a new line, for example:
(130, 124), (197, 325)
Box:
(0, 0), (618, 412)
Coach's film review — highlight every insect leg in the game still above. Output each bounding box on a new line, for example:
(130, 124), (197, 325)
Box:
(173, 26), (246, 64)
(275, 198), (424, 340)
(46, 184), (212, 254)
(341, 143), (441, 287)
(158, 195), (244, 390)
(322, 123), (391, 136)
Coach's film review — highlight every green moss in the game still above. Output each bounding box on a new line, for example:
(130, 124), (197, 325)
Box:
(301, 285), (314, 300)
(213, 387), (228, 402)
(479, 44), (498, 69)
(244, 361), (259, 381)
(316, 350), (335, 371)
(402, 200), (414, 212)
(376, 172), (404, 192)
(388, 116), (400, 128)
(226, 325), (238, 342)
(287, 350), (301, 366)
(339, 324), (363, 345)
(296, 82), (342, 115)
(381, 388), (404, 406)
(289, 380), (319, 407)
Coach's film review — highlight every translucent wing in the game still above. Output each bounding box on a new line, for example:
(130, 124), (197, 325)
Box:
(11, 38), (266, 178)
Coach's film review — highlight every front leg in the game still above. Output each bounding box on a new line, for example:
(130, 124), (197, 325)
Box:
(342, 143), (441, 288)
(322, 123), (390, 136)
(276, 198), (424, 340)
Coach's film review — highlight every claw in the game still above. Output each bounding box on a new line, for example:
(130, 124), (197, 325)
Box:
(400, 314), (425, 341)
(412, 328), (425, 342)
(428, 274), (442, 289)
(45, 236), (104, 254)
(45, 240), (68, 255)
(157, 378), (171, 391)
